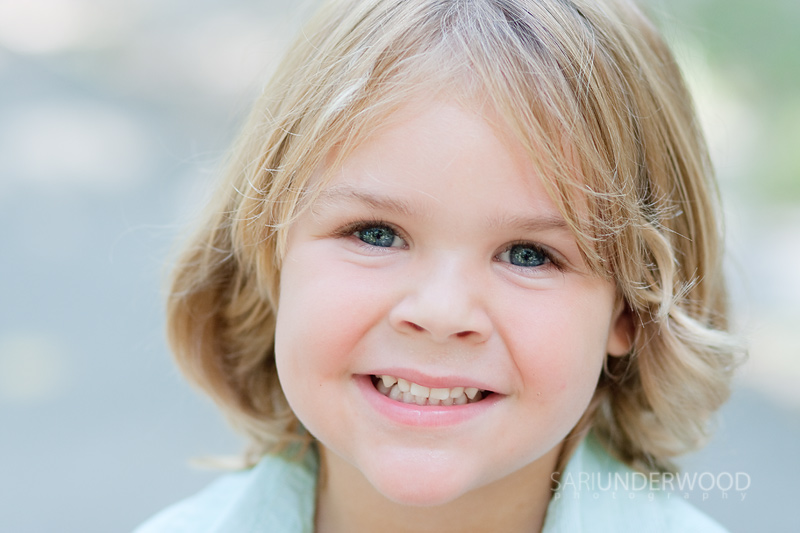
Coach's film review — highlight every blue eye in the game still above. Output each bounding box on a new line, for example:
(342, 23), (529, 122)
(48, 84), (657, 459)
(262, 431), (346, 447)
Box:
(355, 225), (403, 248)
(500, 244), (549, 267)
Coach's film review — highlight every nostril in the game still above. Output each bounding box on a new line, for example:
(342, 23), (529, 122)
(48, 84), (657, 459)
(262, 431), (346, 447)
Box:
(390, 302), (492, 343)
(400, 321), (485, 341)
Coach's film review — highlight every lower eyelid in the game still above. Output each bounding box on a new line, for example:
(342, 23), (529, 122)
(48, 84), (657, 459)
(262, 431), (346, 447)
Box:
(496, 259), (563, 282)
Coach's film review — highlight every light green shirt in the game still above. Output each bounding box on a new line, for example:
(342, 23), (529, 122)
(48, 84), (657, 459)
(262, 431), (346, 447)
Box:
(135, 435), (727, 532)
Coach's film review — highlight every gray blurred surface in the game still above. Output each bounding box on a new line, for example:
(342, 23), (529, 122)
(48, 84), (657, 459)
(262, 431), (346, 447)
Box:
(1, 1), (797, 532)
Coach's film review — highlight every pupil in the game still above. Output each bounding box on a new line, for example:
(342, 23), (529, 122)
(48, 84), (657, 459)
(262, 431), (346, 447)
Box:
(359, 227), (395, 247)
(510, 245), (545, 267)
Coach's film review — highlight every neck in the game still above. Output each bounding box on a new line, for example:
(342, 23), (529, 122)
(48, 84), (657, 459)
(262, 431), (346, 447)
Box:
(314, 445), (560, 533)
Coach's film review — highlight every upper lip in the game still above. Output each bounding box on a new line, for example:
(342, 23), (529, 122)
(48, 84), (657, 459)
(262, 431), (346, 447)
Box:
(365, 369), (498, 393)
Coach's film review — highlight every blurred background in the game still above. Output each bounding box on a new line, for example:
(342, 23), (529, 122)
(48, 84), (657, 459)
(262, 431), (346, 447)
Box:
(0, 0), (797, 531)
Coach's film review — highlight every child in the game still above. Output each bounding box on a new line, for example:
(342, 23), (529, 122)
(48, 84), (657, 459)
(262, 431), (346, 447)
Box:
(138, 0), (740, 531)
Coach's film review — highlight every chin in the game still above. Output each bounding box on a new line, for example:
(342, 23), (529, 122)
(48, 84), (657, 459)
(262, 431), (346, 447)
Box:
(374, 478), (472, 508)
(359, 450), (485, 507)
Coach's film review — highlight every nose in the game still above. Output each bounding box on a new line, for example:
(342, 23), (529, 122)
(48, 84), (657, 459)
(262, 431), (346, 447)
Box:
(388, 258), (493, 344)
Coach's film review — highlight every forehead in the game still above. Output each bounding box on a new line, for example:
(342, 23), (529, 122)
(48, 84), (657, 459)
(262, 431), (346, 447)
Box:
(309, 100), (574, 230)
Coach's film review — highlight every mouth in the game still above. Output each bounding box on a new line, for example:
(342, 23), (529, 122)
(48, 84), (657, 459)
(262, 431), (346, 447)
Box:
(370, 374), (493, 406)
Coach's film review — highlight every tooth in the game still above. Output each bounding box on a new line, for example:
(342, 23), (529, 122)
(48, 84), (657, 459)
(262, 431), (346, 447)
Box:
(430, 388), (450, 400)
(382, 378), (483, 406)
(410, 383), (430, 398)
(389, 384), (402, 401)
(376, 379), (391, 395)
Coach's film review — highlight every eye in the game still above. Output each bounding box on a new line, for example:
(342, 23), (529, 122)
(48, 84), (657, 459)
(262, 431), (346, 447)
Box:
(498, 244), (550, 268)
(354, 224), (405, 248)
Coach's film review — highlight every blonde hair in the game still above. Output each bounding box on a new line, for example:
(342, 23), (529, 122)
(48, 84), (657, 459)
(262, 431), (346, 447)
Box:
(167, 0), (740, 472)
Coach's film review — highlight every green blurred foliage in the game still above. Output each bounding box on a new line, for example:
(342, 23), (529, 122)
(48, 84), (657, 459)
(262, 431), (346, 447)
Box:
(675, 0), (799, 97)
(651, 0), (800, 202)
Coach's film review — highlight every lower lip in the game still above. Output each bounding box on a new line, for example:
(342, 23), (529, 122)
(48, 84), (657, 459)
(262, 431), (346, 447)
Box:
(356, 375), (501, 427)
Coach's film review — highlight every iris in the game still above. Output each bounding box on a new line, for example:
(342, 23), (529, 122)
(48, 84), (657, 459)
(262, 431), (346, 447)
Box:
(508, 244), (547, 267)
(356, 226), (398, 247)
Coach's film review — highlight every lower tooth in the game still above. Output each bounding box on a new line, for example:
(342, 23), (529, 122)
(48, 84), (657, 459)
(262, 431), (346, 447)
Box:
(389, 385), (402, 401)
(414, 394), (426, 406)
(376, 380), (391, 395)
(402, 391), (415, 404)
(442, 397), (454, 406)
(454, 394), (468, 405)
(428, 398), (441, 406)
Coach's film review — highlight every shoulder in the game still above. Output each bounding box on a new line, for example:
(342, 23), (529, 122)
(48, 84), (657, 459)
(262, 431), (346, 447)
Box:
(133, 470), (251, 533)
(543, 435), (728, 533)
(133, 452), (318, 533)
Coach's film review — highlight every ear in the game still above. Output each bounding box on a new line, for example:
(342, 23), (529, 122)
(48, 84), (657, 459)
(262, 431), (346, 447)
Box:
(606, 298), (634, 357)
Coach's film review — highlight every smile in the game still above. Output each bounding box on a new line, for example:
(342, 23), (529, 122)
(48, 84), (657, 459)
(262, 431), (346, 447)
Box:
(371, 374), (490, 406)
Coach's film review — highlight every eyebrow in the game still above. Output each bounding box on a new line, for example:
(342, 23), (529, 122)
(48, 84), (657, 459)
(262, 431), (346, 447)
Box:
(315, 184), (572, 234)
(314, 185), (419, 218)
(485, 213), (571, 234)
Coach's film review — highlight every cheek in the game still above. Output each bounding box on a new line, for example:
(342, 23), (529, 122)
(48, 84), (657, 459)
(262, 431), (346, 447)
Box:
(275, 250), (390, 385)
(499, 289), (611, 399)
(274, 247), (399, 448)
(274, 258), (357, 436)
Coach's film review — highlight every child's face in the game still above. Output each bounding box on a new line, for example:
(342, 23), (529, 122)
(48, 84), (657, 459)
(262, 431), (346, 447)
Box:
(275, 100), (631, 507)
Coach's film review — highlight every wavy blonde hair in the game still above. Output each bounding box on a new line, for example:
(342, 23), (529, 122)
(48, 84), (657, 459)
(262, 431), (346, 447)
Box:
(167, 0), (740, 472)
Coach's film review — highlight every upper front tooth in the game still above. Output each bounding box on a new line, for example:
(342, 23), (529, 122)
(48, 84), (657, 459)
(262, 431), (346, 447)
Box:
(449, 386), (464, 399)
(465, 387), (479, 399)
(381, 375), (397, 387)
(397, 378), (411, 392)
(410, 383), (430, 398)
(429, 388), (450, 400)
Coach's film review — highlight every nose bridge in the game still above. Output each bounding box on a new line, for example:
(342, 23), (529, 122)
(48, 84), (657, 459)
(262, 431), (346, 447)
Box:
(390, 253), (491, 343)
(426, 255), (474, 301)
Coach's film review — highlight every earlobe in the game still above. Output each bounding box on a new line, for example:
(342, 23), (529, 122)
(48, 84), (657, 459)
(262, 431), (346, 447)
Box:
(606, 300), (634, 357)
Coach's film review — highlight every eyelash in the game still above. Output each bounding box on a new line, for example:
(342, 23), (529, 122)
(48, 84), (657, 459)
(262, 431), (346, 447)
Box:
(333, 219), (563, 271)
